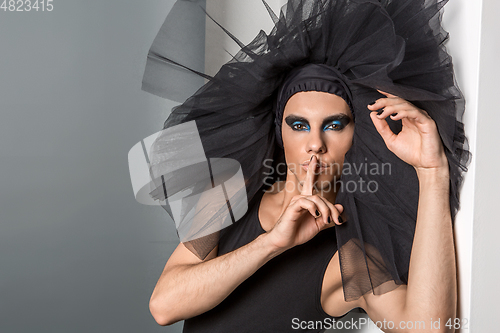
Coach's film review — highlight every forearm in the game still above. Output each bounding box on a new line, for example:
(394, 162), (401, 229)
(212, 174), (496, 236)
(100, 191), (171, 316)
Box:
(150, 233), (285, 325)
(404, 167), (456, 328)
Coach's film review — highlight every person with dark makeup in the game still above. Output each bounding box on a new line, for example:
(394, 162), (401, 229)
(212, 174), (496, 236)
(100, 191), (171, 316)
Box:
(141, 1), (470, 332)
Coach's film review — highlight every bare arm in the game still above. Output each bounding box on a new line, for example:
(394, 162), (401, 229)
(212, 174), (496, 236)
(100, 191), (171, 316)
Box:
(361, 168), (455, 332)
(149, 233), (285, 326)
(362, 92), (457, 332)
(407, 168), (455, 324)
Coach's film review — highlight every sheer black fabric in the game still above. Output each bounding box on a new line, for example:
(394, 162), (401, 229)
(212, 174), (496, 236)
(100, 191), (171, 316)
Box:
(183, 189), (355, 332)
(142, 0), (470, 301)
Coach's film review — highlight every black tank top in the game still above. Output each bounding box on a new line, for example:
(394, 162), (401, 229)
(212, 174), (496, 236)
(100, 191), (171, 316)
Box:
(183, 190), (343, 332)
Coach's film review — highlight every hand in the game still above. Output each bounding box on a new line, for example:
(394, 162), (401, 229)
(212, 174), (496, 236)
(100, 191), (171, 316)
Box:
(267, 155), (344, 251)
(368, 90), (449, 173)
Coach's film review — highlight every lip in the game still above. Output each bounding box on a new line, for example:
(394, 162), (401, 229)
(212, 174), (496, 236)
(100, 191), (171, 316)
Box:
(302, 158), (328, 167)
(301, 161), (329, 171)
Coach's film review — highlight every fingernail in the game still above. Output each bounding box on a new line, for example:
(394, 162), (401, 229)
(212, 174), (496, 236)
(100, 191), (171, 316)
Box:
(316, 210), (320, 217)
(328, 216), (331, 224)
(338, 216), (344, 224)
(369, 101), (376, 106)
(391, 113), (398, 117)
(310, 155), (314, 162)
(377, 109), (384, 116)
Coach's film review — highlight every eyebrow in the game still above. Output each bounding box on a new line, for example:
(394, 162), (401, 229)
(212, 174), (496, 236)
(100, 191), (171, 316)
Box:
(284, 114), (351, 128)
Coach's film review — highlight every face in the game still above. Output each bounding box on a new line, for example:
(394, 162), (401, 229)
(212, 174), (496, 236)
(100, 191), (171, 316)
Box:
(281, 91), (354, 191)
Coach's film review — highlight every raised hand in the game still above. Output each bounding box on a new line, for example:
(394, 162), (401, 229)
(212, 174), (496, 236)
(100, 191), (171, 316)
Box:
(267, 155), (344, 251)
(368, 90), (449, 172)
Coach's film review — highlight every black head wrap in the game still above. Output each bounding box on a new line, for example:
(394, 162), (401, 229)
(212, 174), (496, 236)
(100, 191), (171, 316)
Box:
(274, 63), (354, 147)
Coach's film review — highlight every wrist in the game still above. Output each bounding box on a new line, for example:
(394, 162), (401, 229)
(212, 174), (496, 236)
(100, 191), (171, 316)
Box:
(414, 152), (449, 178)
(415, 166), (450, 193)
(257, 232), (289, 260)
(415, 164), (449, 181)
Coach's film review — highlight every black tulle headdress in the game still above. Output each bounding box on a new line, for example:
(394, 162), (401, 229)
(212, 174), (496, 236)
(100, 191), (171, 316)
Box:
(142, 0), (470, 301)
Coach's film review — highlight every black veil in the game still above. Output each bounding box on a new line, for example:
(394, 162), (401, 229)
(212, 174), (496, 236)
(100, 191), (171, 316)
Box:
(141, 0), (470, 301)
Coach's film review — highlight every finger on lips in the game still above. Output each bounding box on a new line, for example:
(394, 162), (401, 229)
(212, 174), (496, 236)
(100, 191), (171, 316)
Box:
(301, 155), (317, 196)
(304, 156), (326, 222)
(301, 156), (330, 224)
(300, 155), (347, 226)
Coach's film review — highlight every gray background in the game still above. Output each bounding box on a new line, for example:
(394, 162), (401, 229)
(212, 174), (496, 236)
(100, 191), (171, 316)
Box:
(0, 0), (184, 331)
(1, 0), (498, 332)
(0, 1), (380, 331)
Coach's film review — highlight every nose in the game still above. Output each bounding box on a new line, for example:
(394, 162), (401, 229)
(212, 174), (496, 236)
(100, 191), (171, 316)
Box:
(305, 130), (326, 154)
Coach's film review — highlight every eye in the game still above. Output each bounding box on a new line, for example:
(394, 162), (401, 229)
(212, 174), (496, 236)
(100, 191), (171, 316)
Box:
(324, 120), (345, 131)
(291, 121), (310, 131)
